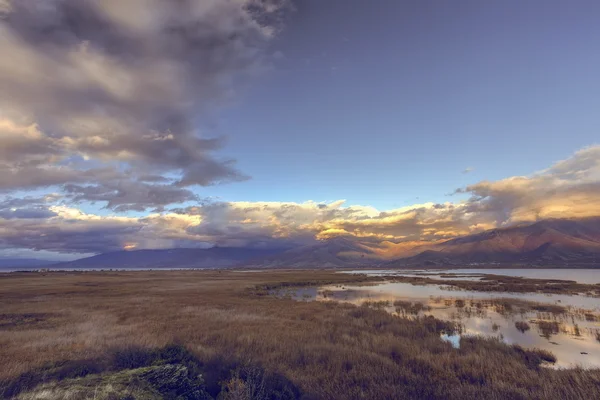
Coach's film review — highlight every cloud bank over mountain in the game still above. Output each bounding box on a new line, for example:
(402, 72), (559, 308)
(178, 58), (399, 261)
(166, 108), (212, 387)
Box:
(1, 146), (599, 256)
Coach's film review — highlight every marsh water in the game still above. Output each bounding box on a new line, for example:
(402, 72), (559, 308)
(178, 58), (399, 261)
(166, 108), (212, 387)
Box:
(341, 269), (600, 284)
(283, 270), (600, 369)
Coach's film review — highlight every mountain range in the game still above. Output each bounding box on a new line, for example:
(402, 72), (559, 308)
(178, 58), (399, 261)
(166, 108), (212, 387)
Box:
(8, 218), (600, 270)
(245, 218), (600, 268)
(384, 218), (600, 267)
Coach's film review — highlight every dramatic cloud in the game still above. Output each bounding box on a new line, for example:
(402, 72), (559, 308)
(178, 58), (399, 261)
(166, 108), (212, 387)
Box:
(0, 205), (207, 254)
(183, 200), (380, 248)
(3, 146), (598, 255)
(63, 181), (199, 213)
(0, 194), (60, 219)
(0, 0), (289, 209)
(457, 146), (600, 224)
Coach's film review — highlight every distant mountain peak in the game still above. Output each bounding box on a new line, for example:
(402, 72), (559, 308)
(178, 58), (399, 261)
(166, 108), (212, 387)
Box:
(387, 217), (600, 267)
(49, 247), (287, 270)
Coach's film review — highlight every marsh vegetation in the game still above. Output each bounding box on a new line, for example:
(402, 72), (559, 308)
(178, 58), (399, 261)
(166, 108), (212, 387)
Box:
(291, 278), (600, 369)
(1, 270), (600, 399)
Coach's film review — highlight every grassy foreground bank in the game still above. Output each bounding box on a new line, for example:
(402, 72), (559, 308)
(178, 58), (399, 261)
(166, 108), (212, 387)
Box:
(1, 270), (599, 399)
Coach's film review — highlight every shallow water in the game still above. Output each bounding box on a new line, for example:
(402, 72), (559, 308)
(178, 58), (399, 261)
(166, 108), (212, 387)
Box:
(283, 281), (600, 368)
(341, 268), (600, 284)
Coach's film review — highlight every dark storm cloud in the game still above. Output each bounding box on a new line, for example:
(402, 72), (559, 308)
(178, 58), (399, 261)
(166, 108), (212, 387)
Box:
(0, 205), (205, 254)
(0, 195), (60, 219)
(0, 0), (288, 208)
(0, 195), (60, 209)
(0, 208), (57, 219)
(0, 215), (141, 254)
(64, 181), (198, 212)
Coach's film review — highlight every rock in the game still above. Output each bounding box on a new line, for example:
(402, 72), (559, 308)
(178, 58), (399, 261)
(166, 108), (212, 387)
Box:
(140, 364), (212, 400)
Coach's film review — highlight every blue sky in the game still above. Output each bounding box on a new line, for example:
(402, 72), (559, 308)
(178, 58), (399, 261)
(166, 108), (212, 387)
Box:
(206, 0), (600, 209)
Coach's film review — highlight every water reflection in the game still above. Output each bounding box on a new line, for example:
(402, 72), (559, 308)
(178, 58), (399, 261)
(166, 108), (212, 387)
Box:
(282, 281), (600, 369)
(441, 333), (460, 348)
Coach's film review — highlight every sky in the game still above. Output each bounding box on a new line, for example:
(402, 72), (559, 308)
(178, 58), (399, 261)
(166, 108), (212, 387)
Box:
(0, 0), (599, 260)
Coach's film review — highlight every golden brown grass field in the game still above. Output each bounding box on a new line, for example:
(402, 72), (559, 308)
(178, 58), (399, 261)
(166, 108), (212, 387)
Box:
(1, 270), (599, 399)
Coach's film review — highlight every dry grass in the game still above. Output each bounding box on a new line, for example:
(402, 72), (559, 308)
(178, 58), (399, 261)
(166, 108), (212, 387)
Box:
(1, 270), (600, 399)
(536, 320), (562, 340)
(515, 321), (531, 333)
(393, 300), (431, 316)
